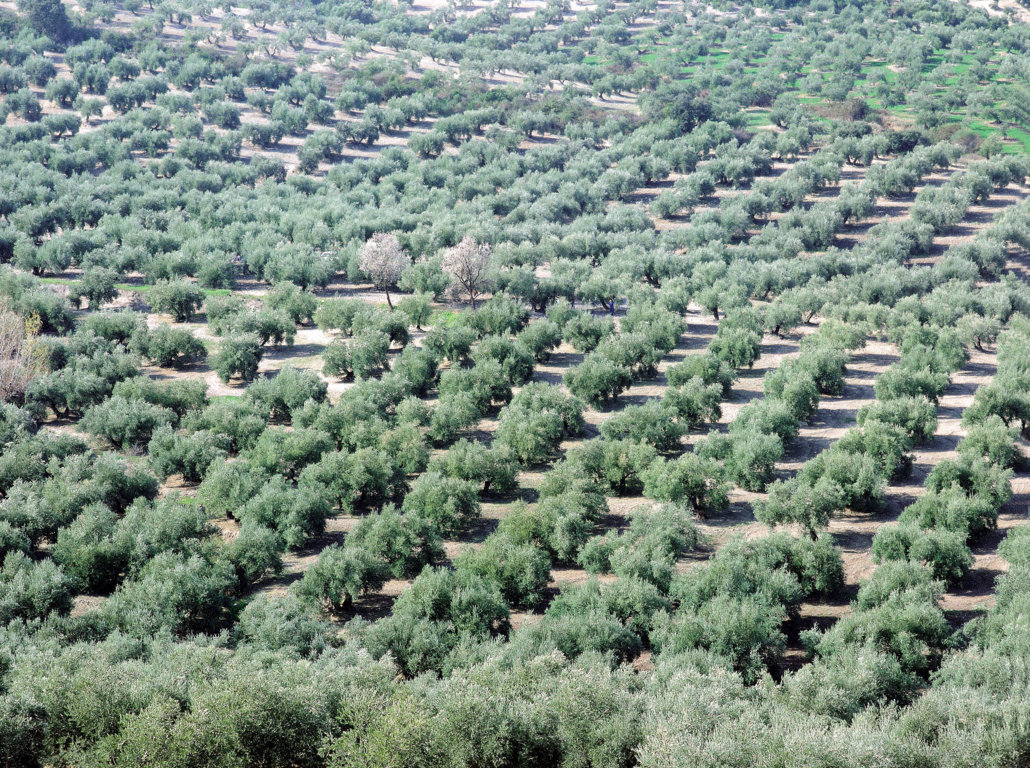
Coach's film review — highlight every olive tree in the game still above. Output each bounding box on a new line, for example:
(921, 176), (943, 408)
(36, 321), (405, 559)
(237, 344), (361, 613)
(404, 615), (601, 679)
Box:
(211, 334), (264, 383)
(563, 354), (633, 406)
(641, 453), (730, 517)
(454, 532), (552, 609)
(346, 506), (443, 579)
(135, 325), (206, 368)
(295, 544), (387, 611)
(149, 279), (204, 323)
(755, 477), (843, 539)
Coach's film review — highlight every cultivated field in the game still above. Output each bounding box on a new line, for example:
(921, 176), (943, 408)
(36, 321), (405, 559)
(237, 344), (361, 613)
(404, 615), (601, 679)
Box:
(3, 0), (1030, 764)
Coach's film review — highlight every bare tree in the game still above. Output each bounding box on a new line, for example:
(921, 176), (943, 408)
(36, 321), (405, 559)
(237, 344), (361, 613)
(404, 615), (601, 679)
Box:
(442, 236), (493, 310)
(359, 233), (408, 309)
(0, 303), (45, 403)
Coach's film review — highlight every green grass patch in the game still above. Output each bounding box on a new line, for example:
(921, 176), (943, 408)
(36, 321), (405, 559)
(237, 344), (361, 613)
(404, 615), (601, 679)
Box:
(429, 309), (462, 327)
(1006, 127), (1030, 154)
(967, 120), (998, 139)
(41, 276), (230, 301)
(746, 110), (773, 127)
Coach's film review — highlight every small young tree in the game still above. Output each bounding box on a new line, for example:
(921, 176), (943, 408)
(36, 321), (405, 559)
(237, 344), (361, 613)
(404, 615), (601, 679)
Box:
(442, 236), (493, 309)
(359, 233), (409, 309)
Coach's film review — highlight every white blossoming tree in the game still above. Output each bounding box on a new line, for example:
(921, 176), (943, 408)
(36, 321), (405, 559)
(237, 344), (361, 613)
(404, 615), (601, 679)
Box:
(442, 236), (493, 310)
(359, 232), (409, 308)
